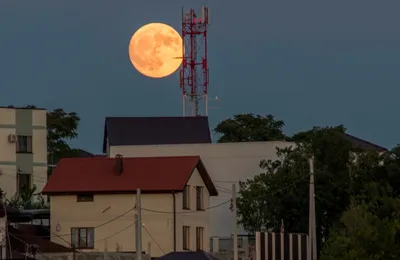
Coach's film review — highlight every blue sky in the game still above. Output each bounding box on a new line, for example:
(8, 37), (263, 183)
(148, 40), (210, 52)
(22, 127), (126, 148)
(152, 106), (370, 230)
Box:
(1, 0), (399, 153)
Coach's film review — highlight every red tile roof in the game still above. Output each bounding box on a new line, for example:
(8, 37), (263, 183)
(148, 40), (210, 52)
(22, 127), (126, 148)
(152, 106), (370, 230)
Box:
(42, 156), (218, 196)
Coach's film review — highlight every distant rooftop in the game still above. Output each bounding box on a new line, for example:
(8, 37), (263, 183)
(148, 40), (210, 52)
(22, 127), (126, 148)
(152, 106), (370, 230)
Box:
(344, 133), (387, 152)
(0, 105), (46, 110)
(103, 116), (212, 152)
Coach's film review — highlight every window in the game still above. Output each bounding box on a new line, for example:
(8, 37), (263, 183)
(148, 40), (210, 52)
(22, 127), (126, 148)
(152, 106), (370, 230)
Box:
(183, 226), (190, 250)
(71, 228), (94, 249)
(196, 227), (204, 251)
(182, 185), (190, 209)
(77, 194), (94, 202)
(16, 135), (32, 153)
(196, 186), (204, 210)
(17, 173), (31, 193)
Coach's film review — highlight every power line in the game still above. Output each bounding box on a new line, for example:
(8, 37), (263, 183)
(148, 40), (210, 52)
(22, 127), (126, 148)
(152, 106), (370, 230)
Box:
(215, 185), (232, 194)
(142, 175), (309, 215)
(142, 223), (165, 254)
(213, 180), (238, 183)
(7, 174), (310, 259)
(8, 232), (50, 260)
(8, 172), (310, 252)
(41, 207), (136, 237)
(91, 221), (166, 255)
(141, 199), (231, 214)
(94, 223), (135, 243)
(23, 214), (95, 257)
(20, 198), (230, 240)
(1, 170), (48, 183)
(251, 173), (310, 200)
(15, 207), (136, 258)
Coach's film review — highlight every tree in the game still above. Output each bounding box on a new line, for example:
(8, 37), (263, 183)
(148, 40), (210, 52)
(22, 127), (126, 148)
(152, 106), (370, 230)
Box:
(321, 200), (400, 260)
(236, 126), (374, 248)
(23, 106), (81, 164)
(4, 185), (48, 209)
(321, 146), (400, 259)
(47, 108), (80, 165)
(214, 114), (287, 143)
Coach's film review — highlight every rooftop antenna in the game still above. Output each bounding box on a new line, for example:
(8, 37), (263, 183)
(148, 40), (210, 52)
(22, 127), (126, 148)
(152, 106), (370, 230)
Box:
(180, 6), (210, 117)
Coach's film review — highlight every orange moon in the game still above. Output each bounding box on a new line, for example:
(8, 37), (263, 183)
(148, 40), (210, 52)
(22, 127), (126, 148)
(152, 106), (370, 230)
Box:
(128, 23), (183, 78)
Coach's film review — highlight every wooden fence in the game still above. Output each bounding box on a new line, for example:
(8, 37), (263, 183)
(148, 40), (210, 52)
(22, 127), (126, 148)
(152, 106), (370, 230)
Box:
(255, 232), (308, 260)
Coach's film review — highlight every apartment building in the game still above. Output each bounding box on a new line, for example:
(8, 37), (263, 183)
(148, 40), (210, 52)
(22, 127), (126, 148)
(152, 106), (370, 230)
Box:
(0, 106), (47, 198)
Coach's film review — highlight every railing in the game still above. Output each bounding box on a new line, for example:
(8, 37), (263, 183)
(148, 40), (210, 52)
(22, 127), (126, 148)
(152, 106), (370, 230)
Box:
(36, 252), (150, 260)
(210, 236), (256, 260)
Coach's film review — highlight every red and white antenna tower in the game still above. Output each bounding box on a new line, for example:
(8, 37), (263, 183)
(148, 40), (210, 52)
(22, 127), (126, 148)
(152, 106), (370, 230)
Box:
(179, 6), (209, 116)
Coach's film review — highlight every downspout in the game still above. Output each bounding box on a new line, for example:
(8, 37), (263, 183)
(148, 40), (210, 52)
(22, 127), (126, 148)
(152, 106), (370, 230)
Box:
(172, 192), (177, 251)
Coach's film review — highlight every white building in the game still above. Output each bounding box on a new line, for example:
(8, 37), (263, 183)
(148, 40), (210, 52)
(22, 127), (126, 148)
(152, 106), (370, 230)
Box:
(101, 116), (386, 238)
(107, 141), (294, 237)
(0, 106), (47, 198)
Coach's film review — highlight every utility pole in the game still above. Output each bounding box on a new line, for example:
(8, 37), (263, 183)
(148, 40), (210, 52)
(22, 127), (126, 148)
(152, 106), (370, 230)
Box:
(136, 189), (142, 260)
(232, 184), (238, 260)
(0, 191), (6, 260)
(72, 245), (76, 260)
(308, 158), (317, 260)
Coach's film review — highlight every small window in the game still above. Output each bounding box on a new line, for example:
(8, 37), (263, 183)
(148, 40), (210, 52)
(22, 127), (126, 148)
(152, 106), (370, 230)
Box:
(16, 136), (32, 153)
(183, 226), (190, 250)
(17, 173), (31, 193)
(71, 227), (94, 249)
(196, 186), (204, 210)
(182, 185), (190, 210)
(196, 227), (204, 251)
(77, 194), (94, 202)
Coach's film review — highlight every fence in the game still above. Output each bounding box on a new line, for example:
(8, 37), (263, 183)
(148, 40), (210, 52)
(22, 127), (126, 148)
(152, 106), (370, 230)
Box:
(255, 232), (308, 260)
(35, 252), (150, 260)
(210, 236), (255, 260)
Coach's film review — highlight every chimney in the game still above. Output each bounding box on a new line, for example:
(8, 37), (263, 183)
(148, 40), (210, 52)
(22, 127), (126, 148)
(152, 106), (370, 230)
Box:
(114, 154), (123, 176)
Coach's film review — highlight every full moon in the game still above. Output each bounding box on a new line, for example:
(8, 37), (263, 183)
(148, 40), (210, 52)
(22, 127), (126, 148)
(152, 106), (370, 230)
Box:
(128, 23), (183, 78)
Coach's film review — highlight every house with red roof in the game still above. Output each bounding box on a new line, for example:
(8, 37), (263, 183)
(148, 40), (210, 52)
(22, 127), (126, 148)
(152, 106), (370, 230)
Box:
(42, 155), (218, 257)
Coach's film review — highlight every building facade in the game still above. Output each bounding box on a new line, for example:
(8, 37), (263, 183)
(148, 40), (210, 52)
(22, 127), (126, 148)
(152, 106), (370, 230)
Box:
(106, 142), (295, 237)
(43, 156), (218, 257)
(0, 107), (47, 198)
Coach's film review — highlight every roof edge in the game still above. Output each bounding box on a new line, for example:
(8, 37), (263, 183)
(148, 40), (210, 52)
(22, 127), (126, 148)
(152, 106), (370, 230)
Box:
(345, 133), (388, 152)
(42, 190), (184, 195)
(183, 157), (218, 196)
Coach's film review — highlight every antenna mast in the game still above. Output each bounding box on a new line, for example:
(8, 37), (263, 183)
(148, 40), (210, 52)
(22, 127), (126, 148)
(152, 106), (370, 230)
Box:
(180, 6), (209, 116)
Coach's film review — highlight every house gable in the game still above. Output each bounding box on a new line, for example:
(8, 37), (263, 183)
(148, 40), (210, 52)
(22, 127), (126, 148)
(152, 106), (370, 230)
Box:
(188, 160), (218, 196)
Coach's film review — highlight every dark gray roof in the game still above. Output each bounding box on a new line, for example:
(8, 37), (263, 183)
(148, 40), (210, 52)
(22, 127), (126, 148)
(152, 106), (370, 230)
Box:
(72, 149), (94, 158)
(344, 133), (387, 152)
(102, 116), (212, 152)
(0, 203), (19, 217)
(158, 251), (220, 260)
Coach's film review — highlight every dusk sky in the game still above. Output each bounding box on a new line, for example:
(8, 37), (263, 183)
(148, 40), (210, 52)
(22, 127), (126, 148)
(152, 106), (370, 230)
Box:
(1, 1), (399, 153)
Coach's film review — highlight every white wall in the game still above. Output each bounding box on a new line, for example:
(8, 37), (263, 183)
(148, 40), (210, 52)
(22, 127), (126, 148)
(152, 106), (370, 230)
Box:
(32, 110), (48, 194)
(0, 108), (17, 163)
(0, 108), (18, 198)
(0, 108), (47, 198)
(109, 142), (294, 237)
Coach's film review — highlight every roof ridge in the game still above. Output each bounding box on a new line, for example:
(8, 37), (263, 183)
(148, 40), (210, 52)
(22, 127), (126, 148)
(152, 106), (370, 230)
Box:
(43, 156), (219, 196)
(60, 155), (201, 161)
(105, 116), (209, 119)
